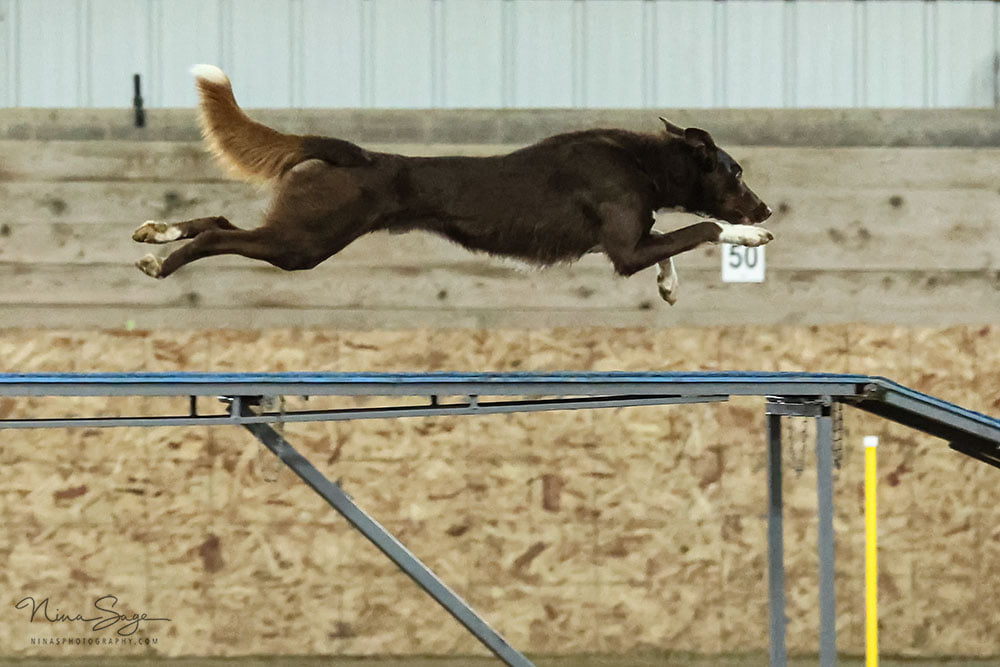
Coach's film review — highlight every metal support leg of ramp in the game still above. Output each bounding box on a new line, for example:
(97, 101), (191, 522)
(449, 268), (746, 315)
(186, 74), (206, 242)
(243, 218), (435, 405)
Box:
(816, 407), (838, 667)
(766, 412), (787, 666)
(238, 404), (535, 667)
(766, 397), (838, 667)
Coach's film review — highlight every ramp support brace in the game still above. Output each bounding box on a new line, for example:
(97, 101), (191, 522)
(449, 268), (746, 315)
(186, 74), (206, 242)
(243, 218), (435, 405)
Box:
(766, 397), (838, 667)
(236, 401), (536, 667)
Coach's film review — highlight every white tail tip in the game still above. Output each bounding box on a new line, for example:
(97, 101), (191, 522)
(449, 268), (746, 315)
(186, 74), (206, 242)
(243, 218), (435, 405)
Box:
(190, 64), (229, 85)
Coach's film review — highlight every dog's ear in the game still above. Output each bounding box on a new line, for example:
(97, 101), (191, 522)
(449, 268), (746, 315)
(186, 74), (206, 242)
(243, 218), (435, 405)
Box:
(659, 116), (685, 137)
(684, 127), (718, 171)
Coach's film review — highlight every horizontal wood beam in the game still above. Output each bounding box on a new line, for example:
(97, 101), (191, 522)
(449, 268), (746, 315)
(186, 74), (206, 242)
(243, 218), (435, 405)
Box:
(0, 266), (995, 328)
(2, 108), (1000, 147)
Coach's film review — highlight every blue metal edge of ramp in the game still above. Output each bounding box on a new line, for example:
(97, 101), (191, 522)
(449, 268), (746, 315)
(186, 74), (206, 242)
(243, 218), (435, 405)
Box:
(0, 371), (876, 399)
(0, 371), (998, 467)
(859, 377), (1000, 467)
(0, 370), (876, 385)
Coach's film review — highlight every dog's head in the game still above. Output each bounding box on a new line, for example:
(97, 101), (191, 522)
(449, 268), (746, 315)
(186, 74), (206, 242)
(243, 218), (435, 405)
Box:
(659, 118), (771, 225)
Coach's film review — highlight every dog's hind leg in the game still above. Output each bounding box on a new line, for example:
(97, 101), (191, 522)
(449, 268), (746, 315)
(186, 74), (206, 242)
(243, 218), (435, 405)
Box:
(135, 213), (366, 279)
(136, 227), (299, 278)
(133, 216), (239, 244)
(136, 160), (372, 278)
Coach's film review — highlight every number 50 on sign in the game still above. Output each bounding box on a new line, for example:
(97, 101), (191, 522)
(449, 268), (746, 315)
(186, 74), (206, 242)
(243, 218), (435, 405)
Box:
(721, 244), (765, 283)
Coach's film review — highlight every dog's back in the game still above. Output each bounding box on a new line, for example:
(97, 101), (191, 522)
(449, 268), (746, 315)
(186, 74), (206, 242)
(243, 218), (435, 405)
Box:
(363, 131), (659, 263)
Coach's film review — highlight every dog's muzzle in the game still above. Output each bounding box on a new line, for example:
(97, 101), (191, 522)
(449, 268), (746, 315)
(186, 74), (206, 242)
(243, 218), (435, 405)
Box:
(748, 203), (772, 224)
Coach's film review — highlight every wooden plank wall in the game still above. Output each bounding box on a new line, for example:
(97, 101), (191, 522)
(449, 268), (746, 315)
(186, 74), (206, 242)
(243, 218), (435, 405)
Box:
(0, 109), (998, 329)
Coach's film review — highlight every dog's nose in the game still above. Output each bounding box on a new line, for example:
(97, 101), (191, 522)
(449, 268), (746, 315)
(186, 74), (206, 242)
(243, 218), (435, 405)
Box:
(755, 203), (772, 222)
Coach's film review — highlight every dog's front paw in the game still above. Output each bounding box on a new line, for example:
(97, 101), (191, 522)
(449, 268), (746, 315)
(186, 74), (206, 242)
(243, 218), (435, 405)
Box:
(716, 223), (774, 247)
(136, 254), (164, 279)
(656, 259), (679, 305)
(133, 220), (182, 243)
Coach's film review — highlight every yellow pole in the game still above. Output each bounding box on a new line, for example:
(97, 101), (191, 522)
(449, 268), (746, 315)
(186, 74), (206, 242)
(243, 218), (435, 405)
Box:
(864, 435), (879, 667)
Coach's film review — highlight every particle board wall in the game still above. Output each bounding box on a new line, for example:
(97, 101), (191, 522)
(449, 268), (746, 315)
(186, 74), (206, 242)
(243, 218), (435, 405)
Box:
(1, 108), (999, 329)
(1, 325), (998, 659)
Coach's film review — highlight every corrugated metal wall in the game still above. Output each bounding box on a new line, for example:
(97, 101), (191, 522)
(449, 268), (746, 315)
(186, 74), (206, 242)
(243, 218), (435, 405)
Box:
(1, 0), (998, 109)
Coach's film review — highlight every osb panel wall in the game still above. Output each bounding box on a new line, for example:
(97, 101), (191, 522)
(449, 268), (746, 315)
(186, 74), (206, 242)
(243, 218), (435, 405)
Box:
(1, 325), (998, 659)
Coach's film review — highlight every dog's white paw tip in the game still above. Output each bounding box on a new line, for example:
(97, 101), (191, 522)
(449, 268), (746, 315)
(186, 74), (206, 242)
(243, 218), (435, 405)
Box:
(136, 254), (164, 279)
(133, 221), (158, 242)
(718, 224), (774, 247)
(657, 279), (679, 305)
(133, 221), (180, 243)
(659, 289), (678, 306)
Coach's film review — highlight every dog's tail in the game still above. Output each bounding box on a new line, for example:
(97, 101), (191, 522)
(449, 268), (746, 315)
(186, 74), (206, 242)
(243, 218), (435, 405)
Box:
(191, 64), (305, 185)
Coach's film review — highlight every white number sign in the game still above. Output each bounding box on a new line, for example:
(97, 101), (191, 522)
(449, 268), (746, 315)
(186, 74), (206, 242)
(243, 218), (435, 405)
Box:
(721, 244), (765, 283)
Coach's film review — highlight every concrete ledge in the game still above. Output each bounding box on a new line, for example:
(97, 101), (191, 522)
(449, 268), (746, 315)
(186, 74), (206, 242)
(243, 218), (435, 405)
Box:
(1, 108), (999, 147)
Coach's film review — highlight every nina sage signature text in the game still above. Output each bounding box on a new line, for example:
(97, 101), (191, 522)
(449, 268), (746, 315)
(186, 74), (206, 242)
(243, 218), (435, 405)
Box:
(15, 595), (171, 636)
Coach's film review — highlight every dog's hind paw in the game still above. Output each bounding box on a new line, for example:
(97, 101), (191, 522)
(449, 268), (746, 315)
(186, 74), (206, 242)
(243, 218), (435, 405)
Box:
(133, 220), (182, 244)
(135, 254), (164, 279)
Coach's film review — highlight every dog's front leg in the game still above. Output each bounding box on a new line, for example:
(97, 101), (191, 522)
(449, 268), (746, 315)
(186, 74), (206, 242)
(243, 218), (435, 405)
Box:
(601, 213), (722, 276)
(651, 223), (771, 304)
(656, 258), (679, 305)
(599, 203), (774, 304)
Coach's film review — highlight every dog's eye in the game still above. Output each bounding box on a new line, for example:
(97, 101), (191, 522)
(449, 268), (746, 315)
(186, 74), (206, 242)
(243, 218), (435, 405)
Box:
(734, 170), (743, 181)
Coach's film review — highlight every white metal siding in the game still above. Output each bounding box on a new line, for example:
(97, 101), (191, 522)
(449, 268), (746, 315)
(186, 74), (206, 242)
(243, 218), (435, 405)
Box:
(0, 0), (16, 107)
(301, 0), (363, 107)
(581, 0), (644, 108)
(510, 0), (575, 106)
(652, 1), (716, 107)
(791, 2), (858, 107)
(155, 0), (223, 108)
(230, 0), (293, 106)
(441, 0), (504, 107)
(1, 0), (997, 109)
(931, 1), (998, 108)
(371, 0), (435, 107)
(862, 2), (928, 107)
(722, 1), (787, 107)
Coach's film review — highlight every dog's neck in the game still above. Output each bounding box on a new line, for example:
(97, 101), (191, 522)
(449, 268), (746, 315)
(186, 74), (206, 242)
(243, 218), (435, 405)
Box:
(643, 136), (698, 212)
(628, 134), (703, 213)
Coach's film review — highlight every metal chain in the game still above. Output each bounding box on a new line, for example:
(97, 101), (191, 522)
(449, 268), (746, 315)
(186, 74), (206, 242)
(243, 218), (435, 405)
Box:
(832, 402), (845, 472)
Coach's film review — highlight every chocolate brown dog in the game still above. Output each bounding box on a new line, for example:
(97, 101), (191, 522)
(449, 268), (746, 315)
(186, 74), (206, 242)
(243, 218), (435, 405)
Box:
(134, 65), (772, 304)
